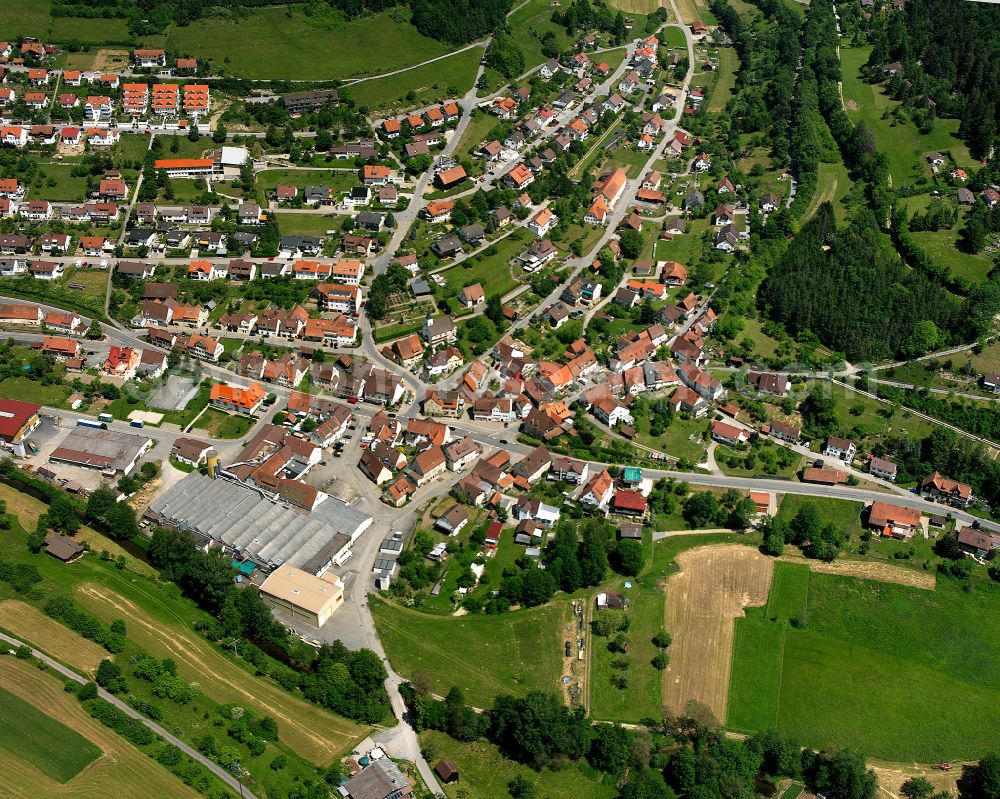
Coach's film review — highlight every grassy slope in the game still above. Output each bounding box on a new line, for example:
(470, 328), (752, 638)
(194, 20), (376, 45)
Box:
(730, 562), (1000, 760)
(0, 686), (100, 782)
(371, 596), (566, 708)
(840, 46), (973, 185)
(346, 46), (482, 112)
(166, 8), (452, 80)
(0, 0), (50, 36)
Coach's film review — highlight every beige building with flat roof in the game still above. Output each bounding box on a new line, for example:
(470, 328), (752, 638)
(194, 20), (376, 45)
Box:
(258, 566), (344, 627)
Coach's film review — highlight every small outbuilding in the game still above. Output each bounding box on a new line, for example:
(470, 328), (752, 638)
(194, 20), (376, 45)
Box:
(434, 758), (460, 784)
(45, 534), (85, 563)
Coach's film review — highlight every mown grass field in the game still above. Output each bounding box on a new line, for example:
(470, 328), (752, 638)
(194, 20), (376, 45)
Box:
(0, 377), (72, 407)
(421, 730), (618, 799)
(165, 8), (452, 80)
(806, 160), (855, 223)
(590, 586), (665, 723)
(765, 562), (810, 622)
(0, 0), (50, 36)
(911, 228), (993, 284)
(0, 660), (206, 799)
(0, 684), (100, 783)
(660, 26), (689, 49)
(75, 581), (367, 764)
(371, 596), (565, 708)
(729, 565), (1000, 760)
(50, 16), (130, 42)
(346, 46), (483, 111)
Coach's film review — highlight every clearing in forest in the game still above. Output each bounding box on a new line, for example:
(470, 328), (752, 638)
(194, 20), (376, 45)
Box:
(662, 544), (773, 722)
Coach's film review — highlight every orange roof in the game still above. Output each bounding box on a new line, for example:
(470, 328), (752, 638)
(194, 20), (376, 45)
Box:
(154, 158), (213, 169)
(210, 382), (265, 410)
(426, 199), (454, 218)
(363, 165), (391, 179)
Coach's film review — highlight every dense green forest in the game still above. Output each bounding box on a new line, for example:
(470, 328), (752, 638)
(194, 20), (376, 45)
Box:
(758, 204), (966, 361)
(867, 0), (1000, 159)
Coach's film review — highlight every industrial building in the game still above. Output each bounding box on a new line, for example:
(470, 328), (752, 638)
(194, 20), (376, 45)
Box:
(258, 565), (344, 627)
(145, 471), (372, 574)
(49, 426), (154, 475)
(0, 398), (41, 456)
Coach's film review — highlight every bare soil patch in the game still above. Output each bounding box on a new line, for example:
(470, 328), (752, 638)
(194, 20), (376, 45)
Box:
(91, 49), (130, 73)
(845, 99), (858, 111)
(0, 659), (202, 799)
(75, 582), (367, 765)
(0, 600), (107, 674)
(777, 550), (935, 590)
(663, 544), (774, 722)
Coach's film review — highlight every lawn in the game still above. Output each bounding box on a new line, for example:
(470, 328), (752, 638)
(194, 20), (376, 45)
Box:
(0, 685), (100, 783)
(776, 495), (864, 544)
(167, 7), (453, 80)
(420, 730), (618, 799)
(440, 230), (526, 301)
(0, 377), (71, 407)
(660, 26), (689, 49)
(345, 46), (483, 112)
(726, 618), (784, 732)
(634, 411), (708, 464)
(0, 0), (50, 37)
(255, 168), (357, 205)
(707, 47), (738, 113)
(911, 227), (993, 284)
(589, 584), (665, 723)
(33, 163), (89, 203)
(840, 46), (974, 187)
(729, 564), (1000, 760)
(805, 160), (855, 224)
(654, 217), (709, 266)
(507, 0), (574, 71)
(370, 596), (566, 709)
(274, 212), (346, 237)
(192, 407), (255, 439)
(50, 16), (130, 43)
(111, 134), (152, 167)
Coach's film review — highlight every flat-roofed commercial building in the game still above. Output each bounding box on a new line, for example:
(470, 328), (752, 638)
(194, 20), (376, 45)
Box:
(259, 565), (344, 627)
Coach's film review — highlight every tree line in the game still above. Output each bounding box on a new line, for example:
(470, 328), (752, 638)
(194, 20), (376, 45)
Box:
(147, 526), (393, 724)
(404, 683), (883, 799)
